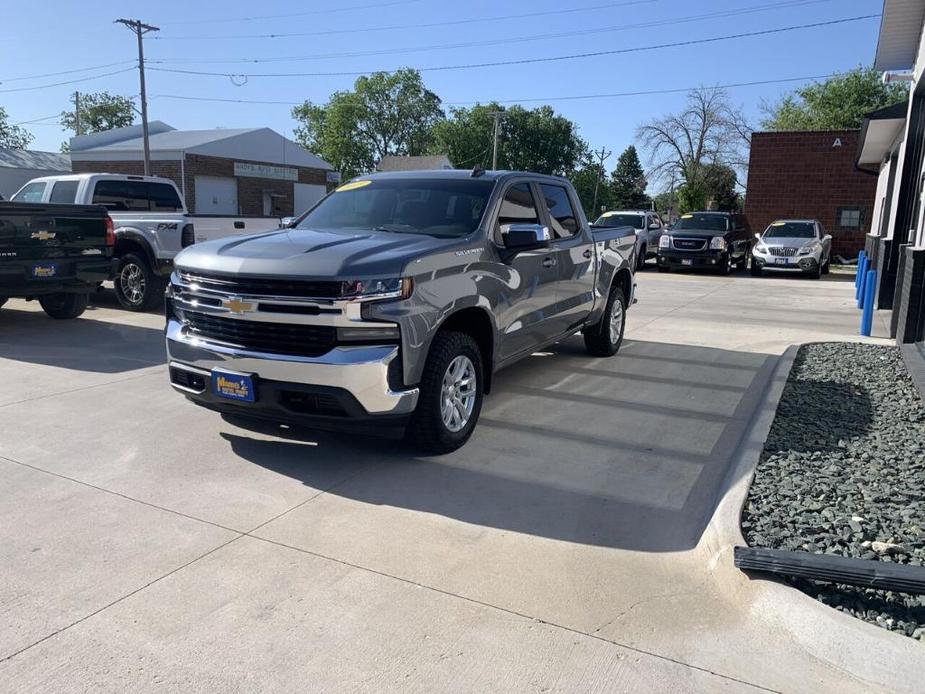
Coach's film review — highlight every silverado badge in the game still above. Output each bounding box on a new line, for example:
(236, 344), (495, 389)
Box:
(221, 297), (254, 314)
(30, 230), (56, 241)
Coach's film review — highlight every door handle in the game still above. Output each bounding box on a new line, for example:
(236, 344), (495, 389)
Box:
(542, 257), (556, 268)
(582, 248), (593, 259)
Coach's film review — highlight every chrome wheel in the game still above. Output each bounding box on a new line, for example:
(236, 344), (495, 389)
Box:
(440, 355), (476, 433)
(119, 263), (146, 305)
(609, 296), (624, 344)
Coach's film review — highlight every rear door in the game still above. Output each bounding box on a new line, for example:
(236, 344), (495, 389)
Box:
(537, 182), (595, 335)
(495, 181), (561, 361)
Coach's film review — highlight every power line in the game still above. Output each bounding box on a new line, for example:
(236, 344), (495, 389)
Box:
(0, 68), (136, 94)
(151, 0), (657, 41)
(147, 15), (880, 80)
(0, 61), (136, 84)
(150, 72), (850, 109)
(151, 0), (840, 66)
(159, 0), (424, 25)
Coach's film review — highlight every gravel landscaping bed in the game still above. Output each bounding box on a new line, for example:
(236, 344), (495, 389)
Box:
(742, 343), (925, 640)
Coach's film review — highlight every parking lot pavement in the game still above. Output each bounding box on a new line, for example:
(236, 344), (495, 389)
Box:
(0, 271), (905, 692)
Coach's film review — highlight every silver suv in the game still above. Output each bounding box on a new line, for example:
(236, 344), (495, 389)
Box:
(593, 210), (665, 270)
(751, 219), (832, 279)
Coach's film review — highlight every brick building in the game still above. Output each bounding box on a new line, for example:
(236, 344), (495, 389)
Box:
(744, 130), (878, 257)
(69, 121), (336, 218)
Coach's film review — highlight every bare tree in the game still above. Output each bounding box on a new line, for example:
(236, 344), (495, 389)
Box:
(636, 86), (751, 190)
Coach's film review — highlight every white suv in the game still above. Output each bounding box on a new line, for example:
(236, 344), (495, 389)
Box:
(751, 219), (832, 279)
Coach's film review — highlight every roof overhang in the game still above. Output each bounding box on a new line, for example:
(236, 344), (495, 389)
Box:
(856, 100), (908, 173)
(875, 0), (925, 71)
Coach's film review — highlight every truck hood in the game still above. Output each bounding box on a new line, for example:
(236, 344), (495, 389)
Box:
(760, 237), (817, 247)
(174, 226), (460, 279)
(669, 228), (728, 238)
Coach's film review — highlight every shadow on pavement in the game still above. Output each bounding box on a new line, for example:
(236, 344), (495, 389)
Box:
(220, 337), (778, 553)
(0, 305), (165, 372)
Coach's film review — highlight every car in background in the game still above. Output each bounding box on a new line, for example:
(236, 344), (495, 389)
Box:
(751, 219), (831, 279)
(656, 211), (751, 274)
(592, 209), (665, 270)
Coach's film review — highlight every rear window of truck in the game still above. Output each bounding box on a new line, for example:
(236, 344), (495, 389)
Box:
(92, 180), (183, 212)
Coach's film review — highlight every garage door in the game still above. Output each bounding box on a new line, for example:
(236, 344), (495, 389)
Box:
(294, 183), (327, 216)
(195, 176), (238, 215)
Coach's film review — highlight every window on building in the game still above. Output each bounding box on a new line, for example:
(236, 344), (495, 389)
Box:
(837, 207), (863, 230)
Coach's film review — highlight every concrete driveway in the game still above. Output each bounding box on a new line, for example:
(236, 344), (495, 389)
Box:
(0, 270), (910, 692)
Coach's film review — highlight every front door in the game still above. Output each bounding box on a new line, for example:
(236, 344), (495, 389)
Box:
(495, 182), (561, 361)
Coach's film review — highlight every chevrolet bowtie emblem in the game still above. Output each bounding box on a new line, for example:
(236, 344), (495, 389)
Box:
(221, 297), (254, 314)
(30, 230), (56, 241)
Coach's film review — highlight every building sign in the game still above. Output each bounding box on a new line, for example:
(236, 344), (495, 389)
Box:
(233, 162), (298, 181)
(326, 170), (342, 183)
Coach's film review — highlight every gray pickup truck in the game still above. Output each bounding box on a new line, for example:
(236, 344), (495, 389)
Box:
(166, 170), (636, 452)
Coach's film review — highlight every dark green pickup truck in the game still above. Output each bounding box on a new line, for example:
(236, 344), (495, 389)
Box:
(0, 202), (115, 319)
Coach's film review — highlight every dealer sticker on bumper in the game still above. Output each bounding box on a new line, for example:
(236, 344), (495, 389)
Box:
(211, 370), (255, 402)
(31, 262), (59, 279)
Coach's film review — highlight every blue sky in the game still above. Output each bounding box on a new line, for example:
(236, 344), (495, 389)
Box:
(1, 0), (882, 180)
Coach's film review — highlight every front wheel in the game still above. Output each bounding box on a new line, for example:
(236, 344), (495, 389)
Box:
(114, 253), (164, 312)
(636, 245), (647, 271)
(750, 259), (762, 276)
(39, 293), (88, 319)
(821, 257), (831, 275)
(405, 331), (484, 454)
(583, 285), (626, 357)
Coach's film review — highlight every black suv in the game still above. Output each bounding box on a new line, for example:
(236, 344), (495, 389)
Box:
(657, 211), (751, 274)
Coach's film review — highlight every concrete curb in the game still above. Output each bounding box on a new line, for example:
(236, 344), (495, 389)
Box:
(697, 344), (925, 694)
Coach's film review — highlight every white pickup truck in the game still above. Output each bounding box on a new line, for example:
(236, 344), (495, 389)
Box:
(11, 173), (285, 310)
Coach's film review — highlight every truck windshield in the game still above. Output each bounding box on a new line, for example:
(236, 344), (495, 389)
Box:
(296, 178), (494, 238)
(673, 214), (728, 232)
(593, 213), (645, 229)
(764, 222), (815, 239)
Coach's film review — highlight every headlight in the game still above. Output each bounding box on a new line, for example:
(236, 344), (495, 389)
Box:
(798, 242), (821, 256)
(754, 242), (768, 253)
(710, 237), (727, 250)
(658, 235), (671, 249)
(341, 277), (413, 301)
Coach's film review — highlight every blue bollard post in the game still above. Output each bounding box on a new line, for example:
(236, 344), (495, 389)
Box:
(856, 254), (869, 308)
(860, 269), (877, 336)
(855, 251), (866, 291)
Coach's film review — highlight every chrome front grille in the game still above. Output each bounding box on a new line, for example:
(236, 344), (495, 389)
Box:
(177, 270), (344, 300)
(671, 237), (707, 251)
(768, 247), (799, 257)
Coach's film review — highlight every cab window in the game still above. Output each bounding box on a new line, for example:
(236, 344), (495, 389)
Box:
(12, 182), (47, 203)
(539, 183), (579, 238)
(497, 183), (539, 228)
(49, 180), (79, 204)
(92, 180), (183, 212)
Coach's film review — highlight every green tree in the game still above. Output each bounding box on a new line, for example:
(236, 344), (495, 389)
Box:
(762, 67), (907, 131)
(570, 151), (613, 219)
(0, 107), (34, 149)
(610, 145), (648, 209)
(60, 92), (135, 136)
(431, 103), (584, 175)
(292, 69), (444, 179)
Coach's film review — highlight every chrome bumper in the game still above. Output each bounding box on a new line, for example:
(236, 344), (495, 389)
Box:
(165, 319), (419, 416)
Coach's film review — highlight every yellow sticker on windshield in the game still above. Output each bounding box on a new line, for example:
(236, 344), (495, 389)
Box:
(601, 211), (617, 217)
(771, 221), (785, 226)
(335, 180), (372, 193)
(681, 214), (693, 219)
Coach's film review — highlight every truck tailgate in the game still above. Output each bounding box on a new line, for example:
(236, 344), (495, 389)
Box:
(0, 202), (111, 261)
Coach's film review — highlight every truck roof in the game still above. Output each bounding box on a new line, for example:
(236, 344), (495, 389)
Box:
(19, 172), (177, 185)
(360, 169), (571, 184)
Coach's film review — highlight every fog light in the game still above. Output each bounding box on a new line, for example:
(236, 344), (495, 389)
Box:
(336, 326), (400, 342)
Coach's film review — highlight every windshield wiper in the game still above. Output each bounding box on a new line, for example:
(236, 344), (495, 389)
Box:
(373, 224), (419, 234)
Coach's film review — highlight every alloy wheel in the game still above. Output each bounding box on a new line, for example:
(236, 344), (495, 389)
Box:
(120, 263), (146, 305)
(440, 355), (476, 433)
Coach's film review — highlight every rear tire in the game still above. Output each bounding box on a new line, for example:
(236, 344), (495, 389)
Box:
(405, 331), (484, 454)
(583, 285), (626, 357)
(39, 293), (88, 319)
(114, 253), (164, 312)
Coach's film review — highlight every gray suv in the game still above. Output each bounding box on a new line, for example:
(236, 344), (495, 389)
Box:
(166, 170), (637, 452)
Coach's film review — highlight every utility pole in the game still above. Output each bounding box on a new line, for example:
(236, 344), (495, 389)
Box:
(590, 146), (611, 216)
(115, 18), (159, 175)
(489, 111), (505, 170)
(74, 91), (82, 136)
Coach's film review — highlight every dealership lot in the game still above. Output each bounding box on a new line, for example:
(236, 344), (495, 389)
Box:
(0, 271), (905, 693)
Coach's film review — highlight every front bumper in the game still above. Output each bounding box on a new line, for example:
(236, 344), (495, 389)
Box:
(657, 249), (728, 269)
(166, 318), (419, 426)
(752, 253), (819, 272)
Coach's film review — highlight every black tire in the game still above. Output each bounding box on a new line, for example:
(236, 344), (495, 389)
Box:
(114, 253), (164, 312)
(0, 298), (6, 309)
(405, 331), (484, 454)
(636, 245), (647, 271)
(808, 265), (822, 280)
(750, 260), (762, 277)
(736, 252), (748, 271)
(657, 265), (670, 273)
(717, 254), (732, 275)
(583, 285), (626, 357)
(821, 257), (831, 275)
(39, 293), (88, 319)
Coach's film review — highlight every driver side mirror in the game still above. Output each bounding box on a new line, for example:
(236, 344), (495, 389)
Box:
(823, 234), (832, 241)
(501, 223), (551, 250)
(648, 222), (661, 230)
(754, 233), (762, 241)
(280, 216), (297, 228)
